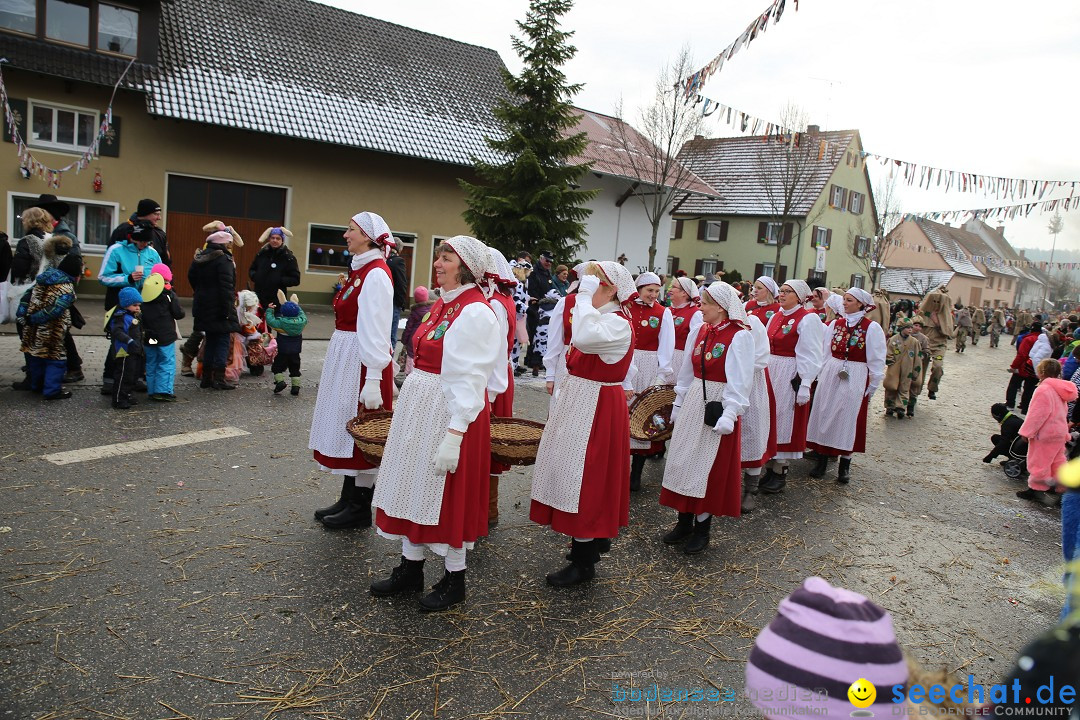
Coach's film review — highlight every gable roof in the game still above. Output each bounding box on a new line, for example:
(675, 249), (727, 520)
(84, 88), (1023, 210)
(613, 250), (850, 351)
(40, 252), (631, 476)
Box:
(911, 218), (985, 278)
(964, 218), (1044, 286)
(947, 222), (1021, 278)
(878, 268), (955, 296)
(674, 129), (857, 216)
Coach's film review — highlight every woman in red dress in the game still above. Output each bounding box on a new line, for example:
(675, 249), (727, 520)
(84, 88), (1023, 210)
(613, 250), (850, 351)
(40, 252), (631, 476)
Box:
(484, 247), (517, 526)
(371, 236), (501, 611)
(660, 282), (754, 554)
(745, 276), (781, 326)
(307, 212), (396, 529)
(667, 276), (704, 378)
(531, 261), (638, 587)
(627, 272), (675, 491)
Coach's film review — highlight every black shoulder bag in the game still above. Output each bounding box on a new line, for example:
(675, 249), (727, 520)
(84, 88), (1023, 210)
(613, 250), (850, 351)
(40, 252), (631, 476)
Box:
(701, 327), (725, 426)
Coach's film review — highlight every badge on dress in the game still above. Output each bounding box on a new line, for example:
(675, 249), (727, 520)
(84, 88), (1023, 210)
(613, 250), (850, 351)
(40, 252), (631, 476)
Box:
(426, 331), (435, 340)
(421, 312), (431, 324)
(648, 316), (660, 328)
(433, 320), (450, 340)
(641, 320), (649, 327)
(270, 262), (277, 269)
(674, 316), (684, 325)
(353, 278), (361, 288)
(447, 304), (459, 318)
(711, 342), (725, 358)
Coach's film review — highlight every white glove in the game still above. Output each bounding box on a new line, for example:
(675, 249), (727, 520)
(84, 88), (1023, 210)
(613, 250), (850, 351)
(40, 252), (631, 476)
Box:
(796, 385), (811, 406)
(865, 384), (878, 398)
(670, 404), (681, 424)
(657, 368), (675, 386)
(487, 389), (497, 403)
(713, 414), (736, 436)
(433, 432), (463, 474)
(360, 376), (383, 410)
(577, 275), (601, 296)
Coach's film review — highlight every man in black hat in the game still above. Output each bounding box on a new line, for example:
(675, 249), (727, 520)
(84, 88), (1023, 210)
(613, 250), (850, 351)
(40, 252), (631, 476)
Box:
(108, 198), (171, 267)
(30, 194), (84, 382)
(526, 250), (555, 375)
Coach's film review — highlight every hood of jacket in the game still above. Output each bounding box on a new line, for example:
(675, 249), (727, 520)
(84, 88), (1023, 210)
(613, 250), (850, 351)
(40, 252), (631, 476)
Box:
(1042, 377), (1079, 402)
(36, 266), (74, 286)
(194, 247), (228, 264)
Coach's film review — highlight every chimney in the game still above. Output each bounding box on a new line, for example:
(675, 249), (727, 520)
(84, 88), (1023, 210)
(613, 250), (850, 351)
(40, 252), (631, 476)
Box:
(693, 135), (704, 141)
(806, 124), (820, 134)
(1019, 249), (1026, 259)
(996, 225), (1006, 235)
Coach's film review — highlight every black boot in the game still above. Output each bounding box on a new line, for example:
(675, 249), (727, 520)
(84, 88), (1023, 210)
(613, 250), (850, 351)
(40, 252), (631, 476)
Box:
(741, 474), (759, 513)
(314, 476), (352, 520)
(320, 484), (373, 529)
(200, 364), (214, 389)
(565, 537), (611, 561)
(928, 390), (937, 400)
(808, 453), (829, 478)
(661, 512), (694, 544)
(213, 367), (237, 390)
(629, 455), (645, 492)
(906, 398), (916, 417)
(759, 466), (787, 494)
(547, 540), (600, 587)
(837, 457), (852, 484)
(419, 569), (466, 611)
(370, 556), (425, 596)
(684, 516), (711, 555)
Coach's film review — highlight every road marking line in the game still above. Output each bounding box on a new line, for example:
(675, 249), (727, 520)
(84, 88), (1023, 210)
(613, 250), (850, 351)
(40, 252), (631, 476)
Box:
(41, 427), (251, 466)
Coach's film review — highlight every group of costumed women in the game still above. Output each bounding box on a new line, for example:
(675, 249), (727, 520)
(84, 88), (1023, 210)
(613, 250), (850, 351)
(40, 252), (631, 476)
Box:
(305, 216), (886, 611)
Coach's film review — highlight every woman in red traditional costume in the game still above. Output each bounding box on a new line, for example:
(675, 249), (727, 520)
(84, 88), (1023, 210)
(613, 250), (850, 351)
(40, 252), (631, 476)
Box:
(759, 280), (825, 494)
(738, 310), (776, 513)
(530, 261), (637, 587)
(806, 288), (887, 484)
(371, 236), (501, 611)
(660, 282), (754, 555)
(745, 276), (781, 326)
(484, 247), (516, 526)
(627, 271), (675, 491)
(308, 212), (395, 530)
(667, 276), (704, 378)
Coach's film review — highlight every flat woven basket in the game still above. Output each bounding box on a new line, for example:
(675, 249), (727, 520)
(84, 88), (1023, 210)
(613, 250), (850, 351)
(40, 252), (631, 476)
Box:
(628, 385), (676, 442)
(490, 417), (545, 467)
(345, 411), (394, 466)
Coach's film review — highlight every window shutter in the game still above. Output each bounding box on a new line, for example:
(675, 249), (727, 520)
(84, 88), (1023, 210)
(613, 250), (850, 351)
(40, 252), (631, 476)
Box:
(697, 221), (707, 240)
(810, 226), (819, 248)
(674, 220), (684, 239)
(826, 228), (832, 250)
(779, 265), (788, 284)
(719, 221), (728, 242)
(850, 274), (857, 288)
(782, 223), (793, 245)
(829, 184), (837, 207)
(694, 259), (704, 276)
(671, 256), (680, 273)
(757, 222), (767, 243)
(99, 116), (121, 158)
(754, 262), (764, 278)
(717, 260), (725, 270)
(841, 188), (849, 210)
(3, 98), (27, 144)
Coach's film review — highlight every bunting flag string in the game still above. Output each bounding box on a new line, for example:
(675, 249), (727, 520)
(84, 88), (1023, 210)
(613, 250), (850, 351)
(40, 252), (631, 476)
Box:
(882, 233), (1080, 271)
(690, 94), (1080, 203)
(681, 0), (798, 101)
(903, 192), (1080, 225)
(0, 57), (132, 189)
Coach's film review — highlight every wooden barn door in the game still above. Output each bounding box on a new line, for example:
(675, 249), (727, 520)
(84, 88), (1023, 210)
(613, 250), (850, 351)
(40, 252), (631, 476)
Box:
(166, 175), (287, 297)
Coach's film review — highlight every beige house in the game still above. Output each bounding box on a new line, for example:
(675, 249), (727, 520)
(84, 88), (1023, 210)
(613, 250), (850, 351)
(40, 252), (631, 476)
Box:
(669, 127), (877, 288)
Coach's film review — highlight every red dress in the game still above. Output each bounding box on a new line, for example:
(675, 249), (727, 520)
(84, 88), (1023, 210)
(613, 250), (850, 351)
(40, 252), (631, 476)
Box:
(766, 307), (813, 453)
(670, 303), (699, 350)
(375, 287), (492, 547)
(745, 301), (781, 327)
(659, 322), (744, 517)
(807, 317), (873, 457)
(629, 301), (669, 457)
(312, 259), (395, 471)
(489, 291), (517, 475)
(530, 314), (634, 539)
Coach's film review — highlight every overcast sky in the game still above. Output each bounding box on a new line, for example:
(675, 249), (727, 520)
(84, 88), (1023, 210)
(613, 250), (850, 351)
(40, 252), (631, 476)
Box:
(321, 0), (1080, 254)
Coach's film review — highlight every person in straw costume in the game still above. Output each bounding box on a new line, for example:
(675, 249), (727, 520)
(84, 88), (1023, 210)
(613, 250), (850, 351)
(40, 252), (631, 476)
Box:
(483, 247), (517, 527)
(882, 317), (921, 419)
(738, 309), (776, 513)
(371, 236), (500, 612)
(530, 261), (637, 587)
(905, 317), (931, 417)
(667, 275), (704, 379)
(806, 287), (887, 484)
(308, 212), (396, 530)
(627, 271), (675, 491)
(916, 284), (954, 399)
(758, 280), (825, 494)
(660, 281), (754, 555)
(744, 275), (781, 326)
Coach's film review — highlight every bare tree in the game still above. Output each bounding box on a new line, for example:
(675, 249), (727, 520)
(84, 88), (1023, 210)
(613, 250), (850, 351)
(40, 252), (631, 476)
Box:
(610, 47), (706, 271)
(904, 274), (939, 301)
(848, 174), (903, 291)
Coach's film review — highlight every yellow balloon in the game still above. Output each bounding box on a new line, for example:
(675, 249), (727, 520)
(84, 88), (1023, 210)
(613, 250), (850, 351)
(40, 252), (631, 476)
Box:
(848, 678), (876, 709)
(1058, 458), (1080, 489)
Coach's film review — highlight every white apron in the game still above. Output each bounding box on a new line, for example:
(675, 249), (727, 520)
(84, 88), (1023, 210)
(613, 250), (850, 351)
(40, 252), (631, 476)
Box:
(532, 373), (617, 514)
(768, 354), (799, 446)
(740, 368), (771, 463)
(662, 379), (725, 499)
(308, 330), (364, 459)
(629, 349), (660, 450)
(806, 357), (869, 452)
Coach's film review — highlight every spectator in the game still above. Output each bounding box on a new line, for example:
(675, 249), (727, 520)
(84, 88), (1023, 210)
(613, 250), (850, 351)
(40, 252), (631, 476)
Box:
(140, 264), (185, 401)
(188, 225), (243, 391)
(16, 252), (83, 401)
(9, 207), (53, 286)
(1017, 359), (1076, 505)
(983, 403), (1024, 463)
(387, 244), (408, 347)
(248, 226), (301, 310)
(1007, 321), (1047, 413)
(526, 250), (555, 373)
(31, 194), (84, 383)
(552, 264), (570, 296)
(108, 287), (144, 409)
(109, 199), (170, 267)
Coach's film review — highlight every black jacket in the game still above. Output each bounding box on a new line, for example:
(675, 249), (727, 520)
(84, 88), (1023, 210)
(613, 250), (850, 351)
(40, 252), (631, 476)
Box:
(141, 288), (185, 346)
(984, 413), (1024, 462)
(188, 247), (238, 334)
(10, 230), (46, 285)
(387, 252), (408, 310)
(528, 264), (553, 301)
(247, 244), (301, 308)
(109, 214), (170, 267)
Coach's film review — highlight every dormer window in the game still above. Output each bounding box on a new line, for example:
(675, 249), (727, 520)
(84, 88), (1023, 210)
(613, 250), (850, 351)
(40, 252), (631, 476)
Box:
(1, 0), (139, 57)
(0, 0), (36, 35)
(46, 0), (90, 48)
(98, 2), (137, 55)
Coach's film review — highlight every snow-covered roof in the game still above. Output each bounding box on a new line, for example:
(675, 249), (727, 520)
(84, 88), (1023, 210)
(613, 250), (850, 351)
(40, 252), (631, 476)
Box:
(878, 268), (955, 296)
(912, 218), (985, 278)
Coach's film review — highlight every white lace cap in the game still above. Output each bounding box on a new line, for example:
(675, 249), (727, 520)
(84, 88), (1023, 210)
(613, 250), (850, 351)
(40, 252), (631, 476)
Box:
(443, 235), (491, 282)
(846, 286), (875, 309)
(594, 261), (638, 304)
(782, 279), (813, 304)
(486, 247), (516, 284)
(635, 271), (661, 288)
(755, 275), (780, 298)
(703, 281), (748, 323)
(675, 276), (700, 301)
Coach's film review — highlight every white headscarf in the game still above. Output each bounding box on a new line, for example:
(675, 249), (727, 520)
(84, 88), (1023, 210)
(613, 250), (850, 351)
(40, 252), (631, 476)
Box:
(635, 271), (661, 288)
(485, 246), (516, 295)
(674, 276), (701, 306)
(782, 279), (813, 305)
(703, 281), (748, 323)
(755, 276), (780, 300)
(595, 261), (637, 304)
(351, 211), (396, 258)
(825, 293), (845, 316)
(846, 287), (875, 309)
(442, 235), (491, 284)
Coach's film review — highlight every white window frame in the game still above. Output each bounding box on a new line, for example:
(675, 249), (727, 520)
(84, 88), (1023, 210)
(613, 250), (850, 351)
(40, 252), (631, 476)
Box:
(760, 262), (777, 279)
(854, 235), (871, 259)
(701, 259), (718, 276)
(305, 222), (348, 274)
(764, 222), (783, 246)
(849, 191), (864, 214)
(8, 191), (118, 255)
(666, 256), (675, 275)
(703, 220), (725, 242)
(27, 98), (99, 153)
(813, 226), (829, 250)
(851, 274), (866, 289)
(830, 185), (845, 208)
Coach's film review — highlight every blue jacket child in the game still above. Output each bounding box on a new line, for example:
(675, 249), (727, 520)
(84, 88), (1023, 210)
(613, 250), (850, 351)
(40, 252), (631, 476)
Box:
(264, 290), (308, 396)
(107, 287), (144, 409)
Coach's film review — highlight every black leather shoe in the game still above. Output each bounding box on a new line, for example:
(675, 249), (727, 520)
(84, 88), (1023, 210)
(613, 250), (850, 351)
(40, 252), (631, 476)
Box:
(759, 467), (787, 494)
(662, 512), (694, 544)
(314, 477), (352, 520)
(62, 370), (84, 383)
(45, 390), (72, 400)
(320, 486), (373, 529)
(419, 569), (466, 611)
(808, 454), (829, 478)
(274, 380), (287, 394)
(290, 385), (300, 396)
(548, 541), (599, 587)
(370, 556), (425, 596)
(684, 516), (711, 555)
(12, 378), (33, 391)
(837, 457), (852, 484)
(928, 391), (937, 399)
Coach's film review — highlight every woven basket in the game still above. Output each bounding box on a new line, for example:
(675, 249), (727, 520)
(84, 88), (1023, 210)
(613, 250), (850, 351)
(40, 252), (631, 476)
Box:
(628, 385), (676, 442)
(490, 417), (545, 467)
(345, 411), (394, 466)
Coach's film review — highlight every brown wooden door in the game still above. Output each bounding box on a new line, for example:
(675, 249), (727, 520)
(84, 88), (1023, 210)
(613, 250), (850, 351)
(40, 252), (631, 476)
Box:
(167, 214), (274, 297)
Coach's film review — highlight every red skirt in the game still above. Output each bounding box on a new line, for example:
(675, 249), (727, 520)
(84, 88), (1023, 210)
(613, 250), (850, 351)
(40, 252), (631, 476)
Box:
(530, 385), (630, 538)
(489, 374), (514, 475)
(741, 370), (777, 469)
(660, 419), (742, 517)
(807, 396), (868, 457)
(375, 405), (491, 547)
(777, 383), (812, 454)
(313, 363), (395, 471)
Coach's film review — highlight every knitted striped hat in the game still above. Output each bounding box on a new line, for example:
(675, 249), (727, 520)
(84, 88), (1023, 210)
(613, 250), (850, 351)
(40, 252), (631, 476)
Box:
(745, 577), (908, 718)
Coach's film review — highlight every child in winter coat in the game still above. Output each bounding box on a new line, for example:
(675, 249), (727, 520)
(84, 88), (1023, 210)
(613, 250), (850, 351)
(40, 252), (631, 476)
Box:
(399, 285), (433, 375)
(140, 263), (185, 401)
(264, 290), (307, 396)
(109, 287), (144, 409)
(1018, 358), (1078, 504)
(17, 253), (83, 400)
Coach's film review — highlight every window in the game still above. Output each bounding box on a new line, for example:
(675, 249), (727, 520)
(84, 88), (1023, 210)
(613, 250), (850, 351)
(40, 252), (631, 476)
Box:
(0, 0), (35, 34)
(306, 225), (415, 273)
(1007, 279), (1012, 291)
(760, 262), (776, 279)
(167, 175), (286, 220)
(829, 184), (848, 208)
(764, 222), (782, 245)
(29, 100), (97, 152)
(670, 220), (683, 240)
(704, 220), (727, 242)
(11, 193), (117, 251)
(701, 259), (718, 276)
(986, 276), (994, 289)
(46, 0), (89, 47)
(808, 269), (827, 285)
(98, 2), (137, 55)
(666, 256), (679, 275)
(847, 191), (865, 215)
(811, 226), (831, 250)
(850, 274), (866, 289)
(854, 236), (871, 258)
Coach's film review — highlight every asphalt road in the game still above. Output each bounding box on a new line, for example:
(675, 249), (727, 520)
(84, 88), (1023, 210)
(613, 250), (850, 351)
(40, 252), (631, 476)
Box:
(0, 329), (1065, 719)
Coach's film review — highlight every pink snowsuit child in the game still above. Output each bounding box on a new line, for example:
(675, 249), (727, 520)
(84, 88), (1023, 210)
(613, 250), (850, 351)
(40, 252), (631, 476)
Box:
(1020, 376), (1078, 492)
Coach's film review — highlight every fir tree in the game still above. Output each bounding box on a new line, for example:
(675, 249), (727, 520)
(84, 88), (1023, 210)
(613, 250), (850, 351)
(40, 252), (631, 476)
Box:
(460, 0), (597, 259)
